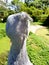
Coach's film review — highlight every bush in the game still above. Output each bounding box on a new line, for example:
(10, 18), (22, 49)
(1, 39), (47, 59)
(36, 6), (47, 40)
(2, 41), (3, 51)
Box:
(0, 5), (16, 23)
(19, 2), (27, 12)
(45, 7), (49, 15)
(2, 10), (15, 23)
(19, 3), (49, 24)
(26, 6), (43, 22)
(43, 15), (49, 26)
(39, 14), (48, 22)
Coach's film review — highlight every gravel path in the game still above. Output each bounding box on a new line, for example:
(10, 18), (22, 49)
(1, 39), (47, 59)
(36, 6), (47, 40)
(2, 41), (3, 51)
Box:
(29, 25), (43, 33)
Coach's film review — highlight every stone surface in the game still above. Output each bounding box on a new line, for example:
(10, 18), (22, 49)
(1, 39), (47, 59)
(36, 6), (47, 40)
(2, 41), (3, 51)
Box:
(6, 12), (33, 65)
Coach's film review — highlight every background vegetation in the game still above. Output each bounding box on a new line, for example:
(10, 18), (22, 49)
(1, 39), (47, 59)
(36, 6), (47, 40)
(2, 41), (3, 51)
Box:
(0, 0), (49, 26)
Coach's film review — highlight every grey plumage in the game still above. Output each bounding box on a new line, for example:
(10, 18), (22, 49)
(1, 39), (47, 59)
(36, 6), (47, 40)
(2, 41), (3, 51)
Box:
(6, 12), (33, 65)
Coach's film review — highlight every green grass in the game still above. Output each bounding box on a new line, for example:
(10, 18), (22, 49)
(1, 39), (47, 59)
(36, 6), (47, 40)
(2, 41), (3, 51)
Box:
(0, 36), (10, 54)
(0, 23), (10, 54)
(0, 23), (10, 65)
(27, 32), (49, 65)
(36, 27), (49, 41)
(0, 23), (6, 29)
(0, 23), (49, 65)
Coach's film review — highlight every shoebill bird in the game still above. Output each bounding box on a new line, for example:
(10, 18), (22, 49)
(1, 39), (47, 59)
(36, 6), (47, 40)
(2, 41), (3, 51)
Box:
(6, 12), (33, 65)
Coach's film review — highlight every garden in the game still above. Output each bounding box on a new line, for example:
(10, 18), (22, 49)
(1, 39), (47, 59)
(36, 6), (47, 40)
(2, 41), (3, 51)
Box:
(0, 0), (49, 65)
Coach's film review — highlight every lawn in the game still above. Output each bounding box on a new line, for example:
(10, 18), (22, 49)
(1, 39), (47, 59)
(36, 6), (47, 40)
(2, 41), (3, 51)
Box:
(0, 37), (10, 54)
(0, 23), (6, 29)
(0, 23), (10, 65)
(36, 27), (49, 41)
(0, 36), (10, 65)
(27, 32), (49, 65)
(0, 23), (49, 65)
(0, 23), (10, 54)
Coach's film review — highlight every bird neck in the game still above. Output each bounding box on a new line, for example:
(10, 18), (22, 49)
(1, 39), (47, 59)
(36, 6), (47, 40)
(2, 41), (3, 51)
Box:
(8, 39), (29, 65)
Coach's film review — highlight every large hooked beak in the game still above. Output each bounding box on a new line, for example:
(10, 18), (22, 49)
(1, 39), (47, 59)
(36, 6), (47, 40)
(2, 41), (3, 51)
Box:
(27, 14), (33, 22)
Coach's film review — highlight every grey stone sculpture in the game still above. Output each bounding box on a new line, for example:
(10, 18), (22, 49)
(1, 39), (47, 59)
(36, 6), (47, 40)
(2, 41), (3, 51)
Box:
(6, 12), (33, 65)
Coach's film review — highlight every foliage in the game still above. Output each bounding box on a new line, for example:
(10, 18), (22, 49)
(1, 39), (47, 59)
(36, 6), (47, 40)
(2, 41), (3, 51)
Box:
(42, 16), (49, 26)
(27, 32), (49, 65)
(15, 2), (48, 24)
(23, 0), (49, 26)
(45, 7), (49, 15)
(28, 7), (43, 21)
(11, 0), (19, 5)
(0, 6), (7, 22)
(19, 2), (27, 12)
(39, 14), (48, 22)
(27, 0), (49, 8)
(0, 0), (49, 26)
(0, 23), (6, 39)
(0, 0), (16, 23)
(19, 4), (45, 22)
(0, 5), (16, 23)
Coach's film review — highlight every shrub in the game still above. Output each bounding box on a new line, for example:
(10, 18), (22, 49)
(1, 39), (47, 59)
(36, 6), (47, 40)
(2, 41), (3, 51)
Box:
(19, 2), (27, 12)
(27, 7), (43, 22)
(45, 7), (49, 15)
(43, 15), (49, 26)
(39, 14), (48, 22)
(2, 10), (15, 23)
(0, 5), (16, 23)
